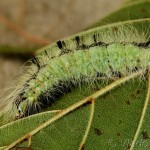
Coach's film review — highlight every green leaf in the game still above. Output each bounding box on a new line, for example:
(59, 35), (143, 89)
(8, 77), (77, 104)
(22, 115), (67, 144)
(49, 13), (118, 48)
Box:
(87, 0), (150, 29)
(0, 45), (36, 59)
(0, 78), (150, 150)
(125, 0), (146, 5)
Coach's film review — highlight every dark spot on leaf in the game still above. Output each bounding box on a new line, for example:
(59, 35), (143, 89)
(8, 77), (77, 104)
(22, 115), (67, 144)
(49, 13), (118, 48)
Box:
(98, 115), (101, 118)
(94, 128), (103, 136)
(141, 8), (147, 13)
(126, 100), (130, 105)
(80, 144), (85, 150)
(142, 131), (149, 139)
(136, 89), (141, 95)
(130, 94), (136, 99)
(117, 132), (121, 136)
(127, 144), (131, 149)
(23, 138), (28, 142)
(88, 98), (94, 104)
(119, 120), (122, 124)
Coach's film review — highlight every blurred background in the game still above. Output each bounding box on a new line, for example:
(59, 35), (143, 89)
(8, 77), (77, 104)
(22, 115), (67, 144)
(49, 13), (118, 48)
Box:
(0, 0), (125, 91)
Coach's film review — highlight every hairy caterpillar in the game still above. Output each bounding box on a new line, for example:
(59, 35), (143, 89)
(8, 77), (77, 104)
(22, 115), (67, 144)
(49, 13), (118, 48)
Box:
(0, 19), (150, 124)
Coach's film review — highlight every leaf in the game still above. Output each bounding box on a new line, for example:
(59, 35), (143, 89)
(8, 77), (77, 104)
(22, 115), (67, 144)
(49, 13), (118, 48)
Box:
(0, 3), (150, 150)
(0, 45), (36, 58)
(125, 0), (146, 5)
(87, 0), (150, 29)
(0, 74), (150, 149)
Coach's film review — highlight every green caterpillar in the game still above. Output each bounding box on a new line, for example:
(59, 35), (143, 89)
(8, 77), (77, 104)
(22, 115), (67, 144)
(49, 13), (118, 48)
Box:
(0, 20), (150, 123)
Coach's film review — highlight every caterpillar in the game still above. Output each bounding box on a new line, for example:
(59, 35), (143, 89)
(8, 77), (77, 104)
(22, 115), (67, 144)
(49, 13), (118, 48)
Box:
(0, 19), (150, 124)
